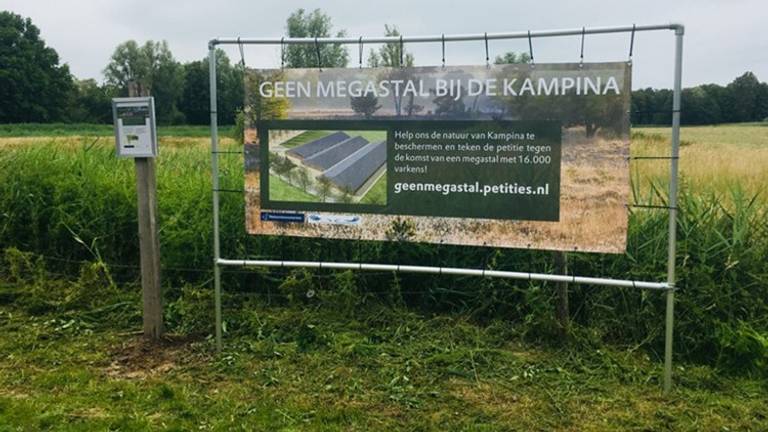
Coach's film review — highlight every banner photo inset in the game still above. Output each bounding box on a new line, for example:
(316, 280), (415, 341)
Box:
(244, 62), (631, 253)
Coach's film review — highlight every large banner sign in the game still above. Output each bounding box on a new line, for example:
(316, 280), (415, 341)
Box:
(243, 62), (631, 253)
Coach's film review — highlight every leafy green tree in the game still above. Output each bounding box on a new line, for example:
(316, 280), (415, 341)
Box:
(179, 50), (243, 125)
(494, 52), (532, 65)
(104, 40), (185, 124)
(681, 87), (721, 125)
(725, 72), (764, 122)
(367, 25), (421, 116)
(366, 25), (414, 68)
(68, 79), (115, 123)
(243, 69), (289, 121)
(0, 11), (74, 122)
(285, 9), (348, 68)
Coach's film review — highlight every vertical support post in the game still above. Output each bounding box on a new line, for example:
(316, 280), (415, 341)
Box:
(129, 84), (163, 339)
(554, 252), (569, 339)
(136, 158), (163, 338)
(209, 42), (223, 351)
(664, 25), (684, 394)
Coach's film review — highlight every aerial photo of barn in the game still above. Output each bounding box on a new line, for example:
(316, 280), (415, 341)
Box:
(274, 130), (387, 203)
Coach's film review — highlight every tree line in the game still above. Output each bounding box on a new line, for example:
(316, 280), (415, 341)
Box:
(2, 9), (767, 126)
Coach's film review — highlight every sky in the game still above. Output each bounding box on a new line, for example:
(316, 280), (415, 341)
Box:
(4, 0), (768, 89)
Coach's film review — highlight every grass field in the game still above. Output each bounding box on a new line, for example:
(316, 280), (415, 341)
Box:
(361, 173), (387, 205)
(0, 300), (765, 431)
(0, 123), (233, 138)
(634, 124), (768, 196)
(0, 123), (766, 430)
(269, 174), (317, 202)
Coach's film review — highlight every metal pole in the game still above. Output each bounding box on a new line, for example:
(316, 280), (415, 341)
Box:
(209, 43), (223, 352)
(209, 23), (682, 47)
(217, 258), (670, 290)
(664, 25), (684, 394)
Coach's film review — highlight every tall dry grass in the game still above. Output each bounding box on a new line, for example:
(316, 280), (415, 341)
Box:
(0, 124), (767, 370)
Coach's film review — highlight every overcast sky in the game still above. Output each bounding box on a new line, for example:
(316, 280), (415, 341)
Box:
(5, 0), (767, 89)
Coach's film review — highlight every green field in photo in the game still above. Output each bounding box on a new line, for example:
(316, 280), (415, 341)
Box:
(269, 174), (318, 202)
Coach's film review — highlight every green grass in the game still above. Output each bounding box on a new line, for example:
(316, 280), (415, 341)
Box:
(0, 123), (767, 429)
(269, 174), (318, 202)
(0, 123), (231, 137)
(0, 125), (767, 391)
(361, 173), (387, 204)
(0, 293), (766, 431)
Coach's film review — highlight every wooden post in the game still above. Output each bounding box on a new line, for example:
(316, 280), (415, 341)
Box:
(129, 83), (163, 339)
(554, 252), (569, 339)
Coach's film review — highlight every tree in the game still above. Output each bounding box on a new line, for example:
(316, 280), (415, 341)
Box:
(681, 87), (721, 125)
(366, 25), (414, 68)
(367, 25), (421, 116)
(179, 50), (243, 125)
(243, 69), (289, 121)
(285, 9), (348, 68)
(726, 72), (764, 122)
(297, 169), (311, 191)
(104, 40), (185, 124)
(68, 79), (114, 123)
(0, 11), (74, 122)
(432, 86), (467, 117)
(317, 176), (334, 202)
(350, 93), (381, 118)
(494, 52), (532, 65)
(339, 186), (355, 203)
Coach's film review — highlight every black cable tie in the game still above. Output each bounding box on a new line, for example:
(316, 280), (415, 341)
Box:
(315, 37), (322, 71)
(280, 37), (285, 69)
(629, 24), (636, 63)
(484, 32), (490, 67)
(358, 36), (363, 68)
(579, 27), (585, 66)
(399, 35), (404, 68)
(211, 150), (245, 155)
(213, 188), (245, 193)
(441, 34), (446, 68)
(527, 31), (535, 66)
(238, 37), (245, 68)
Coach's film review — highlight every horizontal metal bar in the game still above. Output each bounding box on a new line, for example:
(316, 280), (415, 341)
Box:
(210, 23), (682, 47)
(217, 258), (671, 290)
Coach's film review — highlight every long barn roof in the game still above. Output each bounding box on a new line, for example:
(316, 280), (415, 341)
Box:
(287, 131), (350, 159)
(303, 136), (369, 171)
(324, 141), (386, 193)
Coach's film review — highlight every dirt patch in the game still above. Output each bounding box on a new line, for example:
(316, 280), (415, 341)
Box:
(104, 334), (208, 380)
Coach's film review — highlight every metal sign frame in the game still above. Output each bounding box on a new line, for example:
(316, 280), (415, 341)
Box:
(112, 96), (158, 158)
(208, 23), (684, 392)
